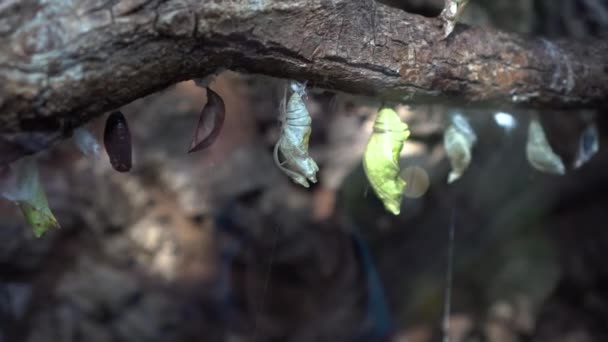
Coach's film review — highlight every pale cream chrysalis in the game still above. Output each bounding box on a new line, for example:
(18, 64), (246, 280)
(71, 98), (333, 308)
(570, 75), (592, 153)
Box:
(443, 113), (477, 183)
(273, 81), (319, 188)
(573, 122), (599, 169)
(526, 117), (566, 175)
(0, 158), (38, 202)
(73, 127), (101, 157)
(439, 0), (470, 38)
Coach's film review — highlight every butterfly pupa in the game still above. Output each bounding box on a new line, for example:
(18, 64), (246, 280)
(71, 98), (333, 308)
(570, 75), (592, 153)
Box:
(188, 87), (226, 153)
(1, 159), (37, 202)
(573, 122), (599, 169)
(0, 158), (60, 237)
(526, 117), (565, 175)
(439, 0), (470, 38)
(104, 111), (132, 172)
(73, 127), (101, 158)
(273, 81), (319, 188)
(362, 107), (410, 215)
(443, 113), (477, 183)
(493, 112), (517, 132)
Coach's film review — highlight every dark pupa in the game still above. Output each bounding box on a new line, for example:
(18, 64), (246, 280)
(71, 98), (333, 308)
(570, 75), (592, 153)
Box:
(104, 111), (132, 172)
(188, 87), (226, 153)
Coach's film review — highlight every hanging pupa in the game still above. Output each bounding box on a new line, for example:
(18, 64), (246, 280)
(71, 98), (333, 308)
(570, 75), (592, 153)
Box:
(526, 117), (565, 175)
(439, 0), (470, 38)
(493, 112), (517, 133)
(1, 159), (37, 203)
(0, 159), (60, 237)
(362, 107), (410, 215)
(273, 81), (319, 188)
(104, 111), (132, 172)
(573, 122), (599, 169)
(444, 113), (477, 183)
(73, 127), (101, 158)
(188, 87), (226, 153)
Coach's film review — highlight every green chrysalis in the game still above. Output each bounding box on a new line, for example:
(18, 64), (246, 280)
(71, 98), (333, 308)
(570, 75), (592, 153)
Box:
(0, 159), (60, 237)
(18, 181), (60, 238)
(362, 107), (410, 215)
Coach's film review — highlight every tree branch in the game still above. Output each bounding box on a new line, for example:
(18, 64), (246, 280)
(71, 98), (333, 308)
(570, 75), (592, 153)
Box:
(1, 0), (607, 164)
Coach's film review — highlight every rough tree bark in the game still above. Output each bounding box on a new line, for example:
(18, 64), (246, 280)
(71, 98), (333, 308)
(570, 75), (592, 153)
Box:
(0, 0), (607, 164)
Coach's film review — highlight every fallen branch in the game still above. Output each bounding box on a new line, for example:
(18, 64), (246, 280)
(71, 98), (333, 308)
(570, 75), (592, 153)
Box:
(0, 0), (607, 164)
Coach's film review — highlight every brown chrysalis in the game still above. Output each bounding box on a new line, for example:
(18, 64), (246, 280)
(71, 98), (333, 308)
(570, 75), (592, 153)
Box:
(188, 87), (226, 153)
(104, 111), (132, 172)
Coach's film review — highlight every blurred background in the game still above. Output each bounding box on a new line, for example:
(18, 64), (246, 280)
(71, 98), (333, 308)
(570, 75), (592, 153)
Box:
(1, 0), (607, 341)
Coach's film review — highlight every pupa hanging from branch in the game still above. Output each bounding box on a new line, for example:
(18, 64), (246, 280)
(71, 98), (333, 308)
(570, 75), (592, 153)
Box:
(362, 107), (410, 215)
(493, 112), (517, 133)
(73, 127), (101, 158)
(1, 160), (36, 203)
(104, 111), (132, 172)
(573, 122), (599, 169)
(444, 113), (477, 183)
(188, 87), (226, 153)
(0, 159), (60, 238)
(526, 116), (565, 175)
(439, 0), (470, 38)
(274, 81), (319, 188)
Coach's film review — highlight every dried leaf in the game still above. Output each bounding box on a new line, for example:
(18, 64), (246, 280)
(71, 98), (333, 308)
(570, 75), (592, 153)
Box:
(188, 87), (226, 153)
(104, 111), (132, 172)
(274, 81), (319, 188)
(362, 107), (410, 215)
(444, 113), (476, 183)
(526, 118), (565, 175)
